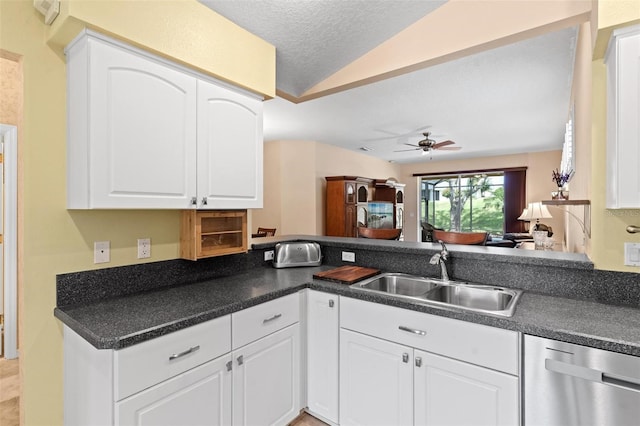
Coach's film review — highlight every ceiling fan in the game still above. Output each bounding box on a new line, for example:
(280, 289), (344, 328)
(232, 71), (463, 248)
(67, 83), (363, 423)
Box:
(394, 132), (461, 153)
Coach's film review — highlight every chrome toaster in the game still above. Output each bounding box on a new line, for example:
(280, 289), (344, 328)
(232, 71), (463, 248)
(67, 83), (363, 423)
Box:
(272, 242), (322, 268)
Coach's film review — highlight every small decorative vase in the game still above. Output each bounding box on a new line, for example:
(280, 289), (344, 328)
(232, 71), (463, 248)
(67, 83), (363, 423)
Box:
(552, 187), (569, 200)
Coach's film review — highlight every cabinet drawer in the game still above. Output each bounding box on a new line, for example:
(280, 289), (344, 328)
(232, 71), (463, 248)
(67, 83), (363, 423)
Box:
(114, 315), (231, 401)
(116, 353), (232, 425)
(232, 293), (300, 349)
(340, 297), (519, 375)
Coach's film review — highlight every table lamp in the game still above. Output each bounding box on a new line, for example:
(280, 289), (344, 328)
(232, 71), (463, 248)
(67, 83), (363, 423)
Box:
(517, 202), (552, 234)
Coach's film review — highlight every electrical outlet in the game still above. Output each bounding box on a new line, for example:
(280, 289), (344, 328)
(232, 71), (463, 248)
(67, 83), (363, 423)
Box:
(137, 238), (151, 259)
(342, 251), (356, 262)
(94, 241), (110, 264)
(264, 250), (274, 261)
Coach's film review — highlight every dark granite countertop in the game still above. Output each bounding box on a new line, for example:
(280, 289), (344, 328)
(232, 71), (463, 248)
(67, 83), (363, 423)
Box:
(55, 264), (640, 356)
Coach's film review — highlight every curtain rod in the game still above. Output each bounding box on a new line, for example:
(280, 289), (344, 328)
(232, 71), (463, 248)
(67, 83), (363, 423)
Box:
(413, 166), (527, 177)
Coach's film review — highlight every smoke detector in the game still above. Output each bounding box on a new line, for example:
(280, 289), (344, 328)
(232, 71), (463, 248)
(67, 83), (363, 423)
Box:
(33, 0), (59, 25)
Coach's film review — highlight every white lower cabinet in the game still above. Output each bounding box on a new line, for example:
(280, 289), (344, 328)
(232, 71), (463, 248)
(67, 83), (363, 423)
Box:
(116, 353), (232, 425)
(232, 323), (301, 426)
(414, 351), (518, 426)
(64, 290), (521, 426)
(339, 297), (520, 426)
(306, 290), (340, 424)
(340, 329), (413, 426)
(64, 293), (302, 426)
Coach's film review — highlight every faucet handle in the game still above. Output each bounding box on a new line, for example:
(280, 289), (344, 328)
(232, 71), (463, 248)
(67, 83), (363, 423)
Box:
(438, 240), (449, 259)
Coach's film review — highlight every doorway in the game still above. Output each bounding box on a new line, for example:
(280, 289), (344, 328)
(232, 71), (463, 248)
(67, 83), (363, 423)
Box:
(0, 124), (17, 359)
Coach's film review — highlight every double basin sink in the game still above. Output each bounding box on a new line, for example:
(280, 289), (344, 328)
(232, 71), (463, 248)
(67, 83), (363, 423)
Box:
(350, 273), (523, 317)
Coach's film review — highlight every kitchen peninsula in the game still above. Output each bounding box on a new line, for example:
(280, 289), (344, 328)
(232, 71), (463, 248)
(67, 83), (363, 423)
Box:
(56, 235), (640, 425)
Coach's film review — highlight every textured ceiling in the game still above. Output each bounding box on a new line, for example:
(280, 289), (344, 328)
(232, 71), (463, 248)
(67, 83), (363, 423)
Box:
(200, 0), (447, 97)
(200, 1), (578, 163)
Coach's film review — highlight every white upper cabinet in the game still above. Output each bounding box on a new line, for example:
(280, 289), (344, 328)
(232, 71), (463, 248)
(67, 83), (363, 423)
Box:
(605, 24), (640, 209)
(65, 30), (263, 209)
(197, 80), (263, 209)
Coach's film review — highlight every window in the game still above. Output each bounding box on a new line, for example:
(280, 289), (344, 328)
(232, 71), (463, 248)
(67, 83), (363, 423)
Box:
(416, 168), (526, 239)
(421, 173), (505, 236)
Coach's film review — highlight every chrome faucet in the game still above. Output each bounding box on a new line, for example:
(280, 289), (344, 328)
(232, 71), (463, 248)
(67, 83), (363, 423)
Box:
(429, 240), (450, 281)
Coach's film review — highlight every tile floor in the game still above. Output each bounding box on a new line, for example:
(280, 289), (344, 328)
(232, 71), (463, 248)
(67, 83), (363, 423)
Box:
(0, 357), (19, 426)
(289, 412), (329, 426)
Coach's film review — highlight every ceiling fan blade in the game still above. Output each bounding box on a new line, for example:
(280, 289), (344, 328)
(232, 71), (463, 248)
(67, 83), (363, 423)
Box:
(403, 143), (419, 148)
(432, 140), (455, 149)
(435, 146), (462, 151)
(366, 125), (432, 142)
(394, 148), (421, 152)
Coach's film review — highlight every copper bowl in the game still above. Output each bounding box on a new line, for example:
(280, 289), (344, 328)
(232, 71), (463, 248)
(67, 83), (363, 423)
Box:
(358, 227), (402, 240)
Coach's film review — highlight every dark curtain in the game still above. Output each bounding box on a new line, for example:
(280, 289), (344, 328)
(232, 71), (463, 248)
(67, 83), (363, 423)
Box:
(504, 169), (526, 233)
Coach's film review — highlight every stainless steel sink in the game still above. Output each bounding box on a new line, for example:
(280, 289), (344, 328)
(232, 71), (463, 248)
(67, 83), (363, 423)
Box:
(423, 283), (521, 316)
(351, 273), (523, 317)
(354, 273), (441, 298)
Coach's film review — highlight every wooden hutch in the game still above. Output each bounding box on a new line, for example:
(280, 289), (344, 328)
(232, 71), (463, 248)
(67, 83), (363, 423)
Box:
(325, 176), (405, 239)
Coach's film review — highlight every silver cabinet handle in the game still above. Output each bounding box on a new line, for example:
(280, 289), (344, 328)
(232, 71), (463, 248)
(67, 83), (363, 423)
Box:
(329, 299), (335, 308)
(415, 357), (422, 367)
(402, 353), (409, 363)
(169, 345), (200, 361)
(626, 225), (640, 234)
(263, 313), (282, 324)
(226, 360), (232, 372)
(237, 355), (244, 366)
(399, 326), (427, 336)
(201, 197), (208, 206)
(190, 197), (197, 206)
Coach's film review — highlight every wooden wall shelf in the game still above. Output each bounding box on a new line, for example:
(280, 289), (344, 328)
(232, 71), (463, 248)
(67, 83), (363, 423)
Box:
(541, 200), (591, 238)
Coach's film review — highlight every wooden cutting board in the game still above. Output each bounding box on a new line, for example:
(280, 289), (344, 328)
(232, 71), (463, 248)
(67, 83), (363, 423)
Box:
(313, 265), (381, 284)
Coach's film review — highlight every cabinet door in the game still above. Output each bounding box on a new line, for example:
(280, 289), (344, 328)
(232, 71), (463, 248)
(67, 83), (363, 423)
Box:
(116, 353), (232, 426)
(197, 79), (263, 209)
(233, 323), (300, 426)
(345, 204), (357, 237)
(414, 350), (519, 426)
(340, 329), (413, 426)
(307, 291), (339, 423)
(88, 38), (197, 208)
(606, 26), (640, 208)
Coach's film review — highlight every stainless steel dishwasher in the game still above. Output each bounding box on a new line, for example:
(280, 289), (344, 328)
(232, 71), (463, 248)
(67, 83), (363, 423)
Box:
(524, 335), (640, 426)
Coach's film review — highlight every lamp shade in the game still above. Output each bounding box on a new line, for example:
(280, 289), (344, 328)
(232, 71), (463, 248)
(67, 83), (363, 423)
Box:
(518, 202), (552, 221)
(517, 208), (529, 221)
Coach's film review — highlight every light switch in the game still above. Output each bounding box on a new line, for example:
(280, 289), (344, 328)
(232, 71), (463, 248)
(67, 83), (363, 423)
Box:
(624, 243), (640, 266)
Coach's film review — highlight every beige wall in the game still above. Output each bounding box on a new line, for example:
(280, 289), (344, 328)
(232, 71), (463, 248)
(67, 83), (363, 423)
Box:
(0, 0), (274, 424)
(47, 0), (276, 98)
(251, 140), (318, 236)
(253, 140), (400, 236)
(588, 2), (640, 271)
(565, 22), (593, 254)
(398, 151), (564, 242)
